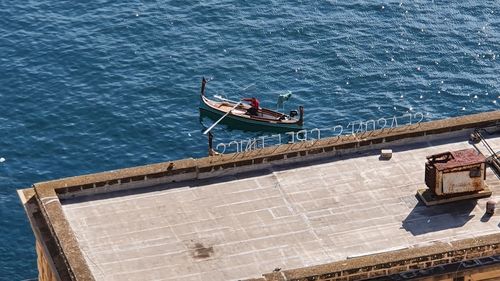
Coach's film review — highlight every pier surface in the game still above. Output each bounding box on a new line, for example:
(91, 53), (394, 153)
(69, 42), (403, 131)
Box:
(60, 131), (500, 281)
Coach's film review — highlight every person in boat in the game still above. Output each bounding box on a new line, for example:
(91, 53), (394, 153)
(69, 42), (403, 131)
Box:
(243, 97), (260, 116)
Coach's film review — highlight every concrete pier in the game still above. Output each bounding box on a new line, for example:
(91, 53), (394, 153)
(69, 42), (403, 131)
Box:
(18, 111), (500, 281)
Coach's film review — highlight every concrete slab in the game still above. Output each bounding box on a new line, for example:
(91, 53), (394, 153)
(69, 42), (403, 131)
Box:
(61, 132), (500, 281)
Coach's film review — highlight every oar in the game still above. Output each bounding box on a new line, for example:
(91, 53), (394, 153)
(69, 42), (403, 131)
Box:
(213, 94), (240, 104)
(203, 101), (243, 135)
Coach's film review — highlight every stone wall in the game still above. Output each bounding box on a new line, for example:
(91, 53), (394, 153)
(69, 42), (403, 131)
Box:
(255, 234), (500, 281)
(36, 240), (58, 281)
(18, 188), (73, 281)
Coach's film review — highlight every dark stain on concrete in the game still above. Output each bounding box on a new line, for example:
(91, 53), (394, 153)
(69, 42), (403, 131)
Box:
(192, 242), (214, 259)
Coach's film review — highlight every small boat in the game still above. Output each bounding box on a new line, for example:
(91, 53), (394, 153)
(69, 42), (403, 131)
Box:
(199, 78), (304, 132)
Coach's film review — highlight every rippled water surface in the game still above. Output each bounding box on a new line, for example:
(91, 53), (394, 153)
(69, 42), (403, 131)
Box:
(0, 1), (498, 279)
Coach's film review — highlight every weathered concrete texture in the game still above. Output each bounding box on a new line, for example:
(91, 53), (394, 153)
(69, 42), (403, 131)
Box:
(60, 131), (500, 281)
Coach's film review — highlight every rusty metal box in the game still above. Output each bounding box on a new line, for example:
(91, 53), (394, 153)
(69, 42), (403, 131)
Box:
(425, 149), (486, 196)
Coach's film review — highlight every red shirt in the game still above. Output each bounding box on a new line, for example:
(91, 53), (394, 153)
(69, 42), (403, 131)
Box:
(244, 98), (259, 108)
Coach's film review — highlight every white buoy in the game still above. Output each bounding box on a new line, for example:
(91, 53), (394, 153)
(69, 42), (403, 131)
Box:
(0, 157), (5, 163)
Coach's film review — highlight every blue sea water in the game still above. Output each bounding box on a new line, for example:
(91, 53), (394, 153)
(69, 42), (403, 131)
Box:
(0, 0), (498, 279)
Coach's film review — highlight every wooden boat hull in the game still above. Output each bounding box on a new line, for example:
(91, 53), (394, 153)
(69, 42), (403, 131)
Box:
(200, 102), (302, 132)
(199, 79), (304, 132)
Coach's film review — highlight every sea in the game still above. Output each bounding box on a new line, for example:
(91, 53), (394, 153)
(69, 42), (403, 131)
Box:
(0, 0), (498, 280)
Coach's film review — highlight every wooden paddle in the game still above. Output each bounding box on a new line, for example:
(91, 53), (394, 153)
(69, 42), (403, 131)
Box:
(203, 101), (243, 135)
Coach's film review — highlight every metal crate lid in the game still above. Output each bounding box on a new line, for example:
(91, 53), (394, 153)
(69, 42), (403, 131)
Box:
(426, 148), (485, 171)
